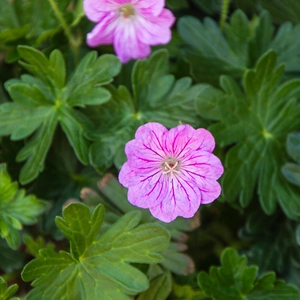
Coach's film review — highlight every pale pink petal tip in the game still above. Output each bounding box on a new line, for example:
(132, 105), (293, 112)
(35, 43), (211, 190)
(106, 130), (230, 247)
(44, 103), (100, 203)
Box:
(83, 0), (175, 63)
(118, 122), (224, 223)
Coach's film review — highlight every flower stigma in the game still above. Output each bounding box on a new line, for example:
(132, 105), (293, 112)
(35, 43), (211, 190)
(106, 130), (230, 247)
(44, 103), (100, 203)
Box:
(162, 157), (181, 177)
(119, 3), (135, 19)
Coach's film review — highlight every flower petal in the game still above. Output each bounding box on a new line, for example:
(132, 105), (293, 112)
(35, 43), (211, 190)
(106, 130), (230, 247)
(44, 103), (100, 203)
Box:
(198, 178), (222, 204)
(134, 0), (165, 16)
(125, 140), (163, 172)
(113, 20), (151, 63)
(182, 151), (224, 180)
(164, 125), (216, 158)
(83, 0), (119, 22)
(127, 172), (169, 208)
(119, 161), (138, 187)
(134, 122), (167, 155)
(136, 9), (175, 45)
(150, 176), (201, 222)
(86, 14), (118, 46)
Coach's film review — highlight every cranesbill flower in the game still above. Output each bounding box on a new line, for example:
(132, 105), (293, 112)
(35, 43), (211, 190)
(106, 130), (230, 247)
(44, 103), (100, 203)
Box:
(119, 123), (224, 222)
(83, 0), (175, 63)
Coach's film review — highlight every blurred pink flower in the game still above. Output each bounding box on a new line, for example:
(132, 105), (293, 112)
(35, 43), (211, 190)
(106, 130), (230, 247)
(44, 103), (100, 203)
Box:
(83, 0), (175, 63)
(119, 123), (224, 222)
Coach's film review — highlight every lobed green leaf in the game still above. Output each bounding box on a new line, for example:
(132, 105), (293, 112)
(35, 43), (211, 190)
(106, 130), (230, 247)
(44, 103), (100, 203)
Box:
(22, 203), (170, 299)
(0, 276), (19, 300)
(1, 47), (121, 183)
(197, 51), (300, 219)
(0, 164), (46, 248)
(198, 248), (300, 300)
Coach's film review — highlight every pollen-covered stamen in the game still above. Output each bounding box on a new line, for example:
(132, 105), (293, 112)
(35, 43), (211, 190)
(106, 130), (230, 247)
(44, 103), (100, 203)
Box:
(162, 157), (181, 176)
(119, 3), (135, 18)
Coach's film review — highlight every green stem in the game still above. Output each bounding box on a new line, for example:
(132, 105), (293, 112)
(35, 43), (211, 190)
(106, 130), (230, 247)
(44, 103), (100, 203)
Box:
(47, 0), (80, 62)
(220, 0), (230, 31)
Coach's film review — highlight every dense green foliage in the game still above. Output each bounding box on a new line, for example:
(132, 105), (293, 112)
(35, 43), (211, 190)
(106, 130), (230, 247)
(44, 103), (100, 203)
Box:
(1, 0), (300, 299)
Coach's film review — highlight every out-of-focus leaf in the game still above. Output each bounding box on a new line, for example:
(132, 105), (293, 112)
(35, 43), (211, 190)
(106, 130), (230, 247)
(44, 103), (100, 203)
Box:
(87, 49), (205, 170)
(0, 238), (24, 273)
(166, 0), (189, 10)
(239, 210), (300, 277)
(260, 0), (300, 25)
(0, 0), (72, 52)
(0, 276), (19, 300)
(286, 133), (300, 164)
(282, 163), (300, 187)
(22, 203), (170, 300)
(198, 248), (300, 300)
(23, 235), (55, 258)
(197, 51), (300, 219)
(0, 164), (46, 249)
(137, 270), (172, 300)
(178, 9), (300, 85)
(191, 0), (221, 14)
(172, 282), (208, 300)
(1, 47), (121, 184)
(81, 173), (199, 275)
(282, 132), (300, 187)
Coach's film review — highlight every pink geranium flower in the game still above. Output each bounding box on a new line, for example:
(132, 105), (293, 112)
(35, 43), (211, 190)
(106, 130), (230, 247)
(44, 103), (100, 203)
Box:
(83, 0), (175, 63)
(119, 123), (224, 222)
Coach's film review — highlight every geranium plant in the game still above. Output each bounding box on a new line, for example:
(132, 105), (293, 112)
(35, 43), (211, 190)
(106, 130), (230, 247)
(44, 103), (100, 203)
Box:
(0, 0), (300, 299)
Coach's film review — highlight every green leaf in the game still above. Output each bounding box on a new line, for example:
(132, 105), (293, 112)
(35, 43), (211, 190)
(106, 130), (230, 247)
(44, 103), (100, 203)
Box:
(178, 10), (300, 85)
(88, 50), (205, 170)
(286, 132), (300, 163)
(1, 47), (121, 184)
(22, 203), (170, 299)
(82, 173), (199, 275)
(198, 248), (300, 300)
(0, 0), (71, 50)
(282, 163), (300, 187)
(0, 276), (19, 300)
(0, 103), (51, 140)
(178, 10), (248, 85)
(64, 53), (121, 107)
(239, 210), (300, 277)
(197, 50), (300, 219)
(137, 271), (172, 300)
(0, 164), (46, 249)
(0, 238), (24, 273)
(282, 132), (300, 187)
(16, 110), (58, 184)
(260, 0), (300, 24)
(23, 235), (54, 258)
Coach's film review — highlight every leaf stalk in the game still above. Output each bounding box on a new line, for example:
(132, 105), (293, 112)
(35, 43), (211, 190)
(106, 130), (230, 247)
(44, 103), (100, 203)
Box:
(220, 0), (230, 31)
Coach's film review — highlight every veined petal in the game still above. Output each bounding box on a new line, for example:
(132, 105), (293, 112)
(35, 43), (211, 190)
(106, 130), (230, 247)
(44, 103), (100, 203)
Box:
(182, 166), (222, 204)
(119, 162), (138, 187)
(164, 125), (216, 158)
(150, 176), (201, 222)
(125, 140), (163, 170)
(134, 122), (167, 154)
(182, 152), (224, 180)
(136, 9), (175, 45)
(198, 178), (222, 204)
(86, 14), (118, 46)
(127, 172), (169, 208)
(83, 0), (120, 21)
(134, 0), (165, 16)
(173, 176), (201, 216)
(114, 20), (151, 63)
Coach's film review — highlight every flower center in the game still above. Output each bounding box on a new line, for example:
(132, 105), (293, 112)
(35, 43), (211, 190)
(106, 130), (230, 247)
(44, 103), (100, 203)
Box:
(161, 157), (181, 176)
(119, 3), (135, 18)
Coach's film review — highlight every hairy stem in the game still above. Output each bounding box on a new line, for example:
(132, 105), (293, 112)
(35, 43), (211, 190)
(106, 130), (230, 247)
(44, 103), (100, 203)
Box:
(47, 0), (80, 62)
(220, 0), (230, 31)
